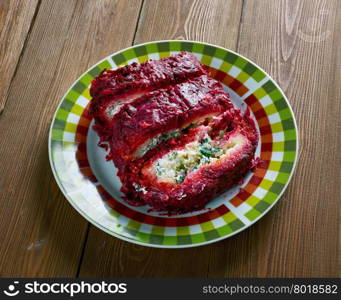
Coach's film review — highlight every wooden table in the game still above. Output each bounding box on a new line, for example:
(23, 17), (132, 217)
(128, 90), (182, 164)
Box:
(0, 0), (340, 277)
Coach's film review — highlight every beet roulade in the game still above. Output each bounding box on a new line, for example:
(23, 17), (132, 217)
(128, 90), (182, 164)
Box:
(89, 51), (259, 214)
(120, 109), (258, 213)
(105, 75), (233, 170)
(90, 52), (208, 127)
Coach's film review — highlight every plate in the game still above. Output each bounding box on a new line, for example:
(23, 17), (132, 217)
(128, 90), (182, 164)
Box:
(49, 41), (298, 248)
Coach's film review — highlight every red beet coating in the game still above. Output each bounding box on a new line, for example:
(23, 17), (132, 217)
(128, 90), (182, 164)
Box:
(107, 75), (233, 169)
(89, 52), (208, 123)
(120, 110), (258, 214)
(89, 52), (259, 214)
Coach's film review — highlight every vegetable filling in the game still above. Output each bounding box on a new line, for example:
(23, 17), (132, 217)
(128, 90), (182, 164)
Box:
(135, 122), (199, 157)
(153, 134), (244, 183)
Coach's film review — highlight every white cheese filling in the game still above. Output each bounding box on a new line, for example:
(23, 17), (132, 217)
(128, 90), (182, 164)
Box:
(152, 134), (245, 183)
(134, 129), (182, 158)
(134, 116), (215, 158)
(105, 91), (146, 119)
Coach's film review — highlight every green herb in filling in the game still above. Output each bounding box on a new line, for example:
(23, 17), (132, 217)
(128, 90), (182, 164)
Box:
(160, 130), (181, 141)
(199, 138), (222, 158)
(199, 146), (213, 157)
(154, 134), (226, 183)
(218, 130), (225, 140)
(175, 172), (186, 183)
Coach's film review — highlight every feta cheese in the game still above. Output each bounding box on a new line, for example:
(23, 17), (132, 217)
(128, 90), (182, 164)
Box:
(153, 134), (246, 183)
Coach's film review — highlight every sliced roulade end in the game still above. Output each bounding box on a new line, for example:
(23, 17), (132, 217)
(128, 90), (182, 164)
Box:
(103, 75), (234, 170)
(120, 109), (258, 214)
(89, 52), (208, 127)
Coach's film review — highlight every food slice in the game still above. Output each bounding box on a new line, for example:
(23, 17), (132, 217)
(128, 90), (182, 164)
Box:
(120, 110), (258, 213)
(89, 51), (259, 214)
(89, 52), (208, 126)
(105, 75), (233, 170)
(150, 133), (247, 184)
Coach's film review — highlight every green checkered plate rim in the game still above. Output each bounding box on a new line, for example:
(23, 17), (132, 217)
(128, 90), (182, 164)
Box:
(48, 40), (299, 248)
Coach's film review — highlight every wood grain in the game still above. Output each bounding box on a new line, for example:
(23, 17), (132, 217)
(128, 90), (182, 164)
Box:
(0, 0), (142, 276)
(134, 0), (243, 48)
(0, 0), (39, 114)
(78, 0), (244, 278)
(208, 0), (341, 277)
(0, 0), (339, 278)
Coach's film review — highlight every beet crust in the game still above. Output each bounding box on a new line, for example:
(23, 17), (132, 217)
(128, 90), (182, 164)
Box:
(89, 52), (259, 214)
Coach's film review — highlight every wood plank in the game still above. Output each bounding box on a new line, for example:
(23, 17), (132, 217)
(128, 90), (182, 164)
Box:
(336, 3), (341, 279)
(208, 0), (340, 277)
(0, 0), (39, 114)
(0, 0), (142, 276)
(79, 0), (243, 277)
(134, 0), (243, 48)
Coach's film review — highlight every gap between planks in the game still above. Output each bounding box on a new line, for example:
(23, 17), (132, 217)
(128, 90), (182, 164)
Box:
(75, 0), (146, 277)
